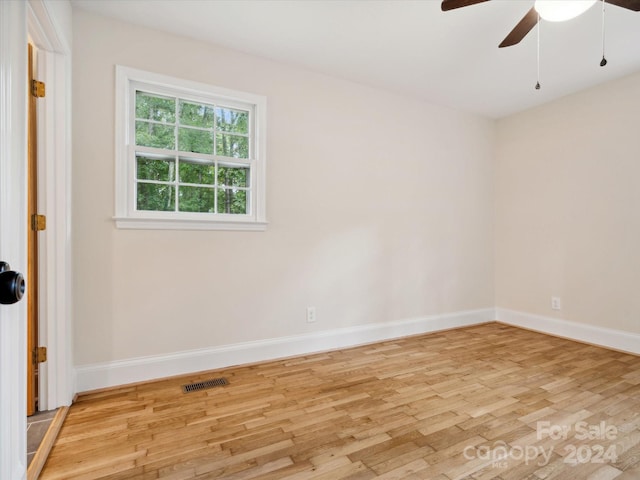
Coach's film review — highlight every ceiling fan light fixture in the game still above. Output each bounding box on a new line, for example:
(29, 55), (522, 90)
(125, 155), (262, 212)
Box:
(534, 0), (597, 22)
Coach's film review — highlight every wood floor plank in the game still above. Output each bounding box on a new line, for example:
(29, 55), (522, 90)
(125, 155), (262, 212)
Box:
(40, 323), (640, 479)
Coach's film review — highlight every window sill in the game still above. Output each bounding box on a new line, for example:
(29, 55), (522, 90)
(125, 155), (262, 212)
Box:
(114, 216), (268, 231)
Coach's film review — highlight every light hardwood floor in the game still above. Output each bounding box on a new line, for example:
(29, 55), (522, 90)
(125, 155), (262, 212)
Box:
(41, 323), (640, 479)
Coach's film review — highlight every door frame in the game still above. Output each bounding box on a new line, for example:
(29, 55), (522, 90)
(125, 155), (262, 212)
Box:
(0, 0), (72, 476)
(27, 0), (74, 412)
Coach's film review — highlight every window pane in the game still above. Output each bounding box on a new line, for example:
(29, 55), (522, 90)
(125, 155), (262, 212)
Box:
(179, 127), (213, 154)
(216, 133), (249, 159)
(216, 107), (249, 134)
(179, 160), (215, 185)
(137, 156), (175, 182)
(217, 189), (247, 214)
(136, 92), (175, 123)
(179, 100), (214, 128)
(218, 166), (249, 188)
(136, 121), (175, 149)
(137, 183), (175, 211)
(179, 186), (215, 213)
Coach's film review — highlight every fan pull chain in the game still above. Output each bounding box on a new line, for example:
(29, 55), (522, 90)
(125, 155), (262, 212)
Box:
(535, 13), (541, 90)
(600, 0), (608, 66)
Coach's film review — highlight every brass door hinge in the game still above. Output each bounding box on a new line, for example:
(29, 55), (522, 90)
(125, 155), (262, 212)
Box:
(31, 214), (46, 231)
(33, 346), (47, 364)
(32, 80), (46, 98)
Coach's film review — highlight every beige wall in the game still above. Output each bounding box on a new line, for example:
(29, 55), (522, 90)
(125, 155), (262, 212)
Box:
(72, 10), (495, 366)
(495, 71), (640, 334)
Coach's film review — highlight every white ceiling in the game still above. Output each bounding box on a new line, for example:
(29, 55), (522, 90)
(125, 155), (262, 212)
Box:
(71, 0), (640, 118)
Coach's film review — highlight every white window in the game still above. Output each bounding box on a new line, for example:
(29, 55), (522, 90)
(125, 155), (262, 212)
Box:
(114, 66), (267, 230)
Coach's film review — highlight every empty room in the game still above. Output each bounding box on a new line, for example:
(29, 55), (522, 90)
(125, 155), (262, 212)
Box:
(1, 1), (639, 479)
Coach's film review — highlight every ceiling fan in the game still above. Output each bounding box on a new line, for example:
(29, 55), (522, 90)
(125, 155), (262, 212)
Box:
(441, 0), (640, 48)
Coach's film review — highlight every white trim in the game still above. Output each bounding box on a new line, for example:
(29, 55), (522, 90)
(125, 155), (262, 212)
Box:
(496, 307), (640, 355)
(0, 0), (28, 477)
(27, 0), (70, 54)
(75, 308), (495, 392)
(27, 0), (74, 410)
(75, 306), (640, 394)
(114, 216), (268, 231)
(35, 49), (74, 409)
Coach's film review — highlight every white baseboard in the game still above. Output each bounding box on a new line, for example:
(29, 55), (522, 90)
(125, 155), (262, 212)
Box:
(75, 308), (496, 393)
(496, 307), (640, 355)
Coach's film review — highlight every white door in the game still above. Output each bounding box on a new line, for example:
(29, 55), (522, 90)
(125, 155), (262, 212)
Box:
(0, 1), (28, 479)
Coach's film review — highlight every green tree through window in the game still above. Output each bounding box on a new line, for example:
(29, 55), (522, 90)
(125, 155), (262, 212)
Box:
(134, 92), (251, 215)
(115, 66), (266, 230)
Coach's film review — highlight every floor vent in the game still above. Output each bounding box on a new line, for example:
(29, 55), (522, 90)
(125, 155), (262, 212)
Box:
(182, 377), (228, 393)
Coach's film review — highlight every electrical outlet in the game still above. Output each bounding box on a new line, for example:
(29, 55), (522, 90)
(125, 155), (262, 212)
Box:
(306, 306), (317, 323)
(551, 297), (561, 311)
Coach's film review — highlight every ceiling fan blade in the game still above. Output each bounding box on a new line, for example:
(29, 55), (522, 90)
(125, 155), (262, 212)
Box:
(441, 0), (491, 12)
(606, 0), (640, 11)
(499, 7), (538, 48)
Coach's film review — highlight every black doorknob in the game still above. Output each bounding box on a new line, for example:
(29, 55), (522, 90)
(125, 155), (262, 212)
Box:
(0, 262), (25, 305)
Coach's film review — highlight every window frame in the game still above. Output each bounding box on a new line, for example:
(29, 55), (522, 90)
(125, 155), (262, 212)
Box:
(114, 66), (267, 231)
